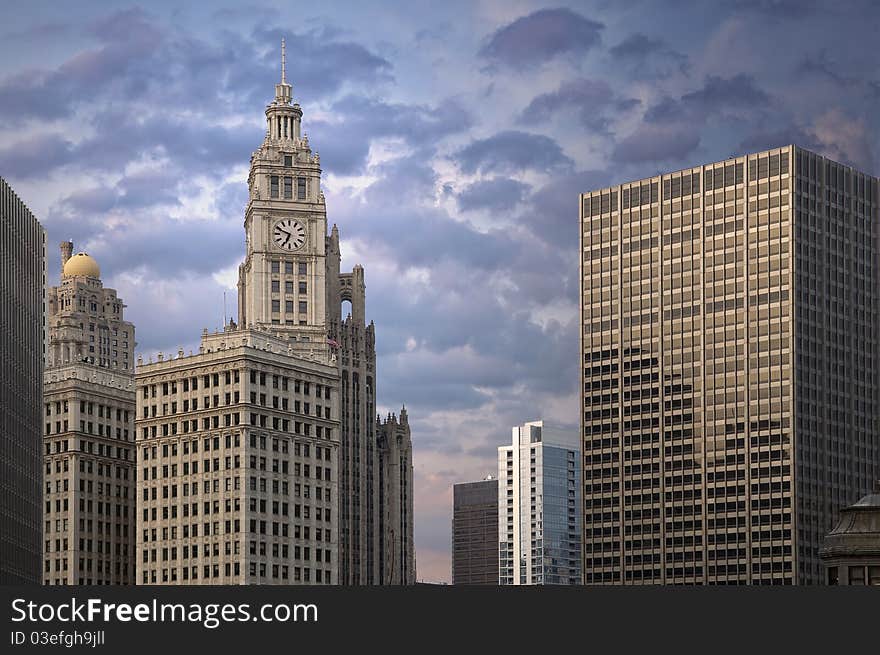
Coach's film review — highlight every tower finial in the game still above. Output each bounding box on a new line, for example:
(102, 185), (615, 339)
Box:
(281, 38), (287, 84)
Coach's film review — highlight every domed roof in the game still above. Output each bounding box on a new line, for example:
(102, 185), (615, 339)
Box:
(63, 252), (101, 279)
(820, 483), (880, 560)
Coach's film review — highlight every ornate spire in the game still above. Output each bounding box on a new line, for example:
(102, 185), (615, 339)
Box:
(274, 37), (292, 105)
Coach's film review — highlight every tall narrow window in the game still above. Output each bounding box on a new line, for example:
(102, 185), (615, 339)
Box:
(297, 177), (306, 200)
(270, 176), (279, 198)
(284, 177), (292, 199)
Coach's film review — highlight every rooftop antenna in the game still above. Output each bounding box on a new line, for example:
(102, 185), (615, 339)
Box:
(281, 37), (287, 84)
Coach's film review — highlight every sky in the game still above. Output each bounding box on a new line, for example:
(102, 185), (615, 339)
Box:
(1, 0), (879, 583)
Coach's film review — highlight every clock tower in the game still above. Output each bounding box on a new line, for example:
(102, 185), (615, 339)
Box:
(238, 39), (327, 344)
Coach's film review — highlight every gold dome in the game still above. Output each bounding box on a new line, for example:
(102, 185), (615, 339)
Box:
(63, 252), (101, 278)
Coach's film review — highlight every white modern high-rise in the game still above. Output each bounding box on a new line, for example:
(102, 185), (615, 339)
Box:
(498, 420), (582, 585)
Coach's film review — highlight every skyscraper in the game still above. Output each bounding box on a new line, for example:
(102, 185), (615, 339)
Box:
(0, 177), (45, 585)
(498, 421), (582, 585)
(452, 476), (498, 585)
(579, 145), (880, 585)
(135, 40), (411, 585)
(135, 329), (339, 585)
(234, 39), (411, 586)
(44, 243), (137, 584)
(376, 409), (415, 584)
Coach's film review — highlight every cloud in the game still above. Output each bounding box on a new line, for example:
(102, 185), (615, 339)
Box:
(523, 169), (612, 250)
(0, 14), (393, 127)
(479, 8), (603, 69)
(613, 74), (773, 163)
(310, 95), (472, 175)
(519, 77), (639, 131)
(608, 33), (689, 77)
(612, 123), (702, 164)
(455, 130), (573, 175)
(455, 177), (530, 213)
(0, 8), (163, 123)
(0, 134), (75, 178)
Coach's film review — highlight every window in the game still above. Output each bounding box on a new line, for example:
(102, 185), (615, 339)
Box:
(271, 261), (280, 274)
(849, 566), (866, 585)
(298, 262), (307, 275)
(271, 280), (280, 293)
(283, 155), (292, 167)
(286, 301), (294, 313)
(270, 176), (279, 198)
(283, 177), (292, 199)
(297, 177), (306, 200)
(285, 281), (294, 294)
(299, 301), (307, 314)
(285, 262), (293, 275)
(827, 566), (838, 585)
(299, 281), (307, 294)
(272, 300), (280, 313)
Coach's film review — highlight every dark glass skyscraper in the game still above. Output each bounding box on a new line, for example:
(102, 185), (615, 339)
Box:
(579, 145), (880, 585)
(0, 177), (45, 584)
(452, 477), (499, 584)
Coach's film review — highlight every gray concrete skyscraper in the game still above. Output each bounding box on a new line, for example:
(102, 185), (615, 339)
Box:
(0, 177), (46, 584)
(579, 145), (880, 585)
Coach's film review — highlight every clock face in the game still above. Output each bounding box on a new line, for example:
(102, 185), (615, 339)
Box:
(273, 219), (306, 251)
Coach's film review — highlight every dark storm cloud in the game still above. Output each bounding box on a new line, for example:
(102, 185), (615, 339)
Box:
(737, 126), (822, 157)
(455, 177), (530, 213)
(523, 169), (612, 250)
(4, 109), (260, 181)
(613, 74), (773, 163)
(0, 134), (75, 179)
(519, 78), (639, 131)
(0, 8), (163, 123)
(731, 0), (823, 18)
(608, 33), (688, 77)
(455, 130), (573, 175)
(0, 11), (392, 126)
(479, 8), (603, 69)
(676, 74), (771, 116)
(252, 26), (393, 100)
(612, 124), (701, 164)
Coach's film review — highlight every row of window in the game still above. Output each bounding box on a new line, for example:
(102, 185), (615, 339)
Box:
(269, 175), (307, 200)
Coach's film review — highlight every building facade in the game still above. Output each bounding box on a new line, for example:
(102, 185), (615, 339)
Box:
(235, 41), (412, 585)
(579, 145), (880, 585)
(452, 477), (499, 585)
(134, 42), (410, 585)
(498, 421), (582, 585)
(43, 243), (137, 584)
(820, 482), (880, 585)
(376, 409), (415, 584)
(0, 177), (45, 584)
(135, 328), (339, 584)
